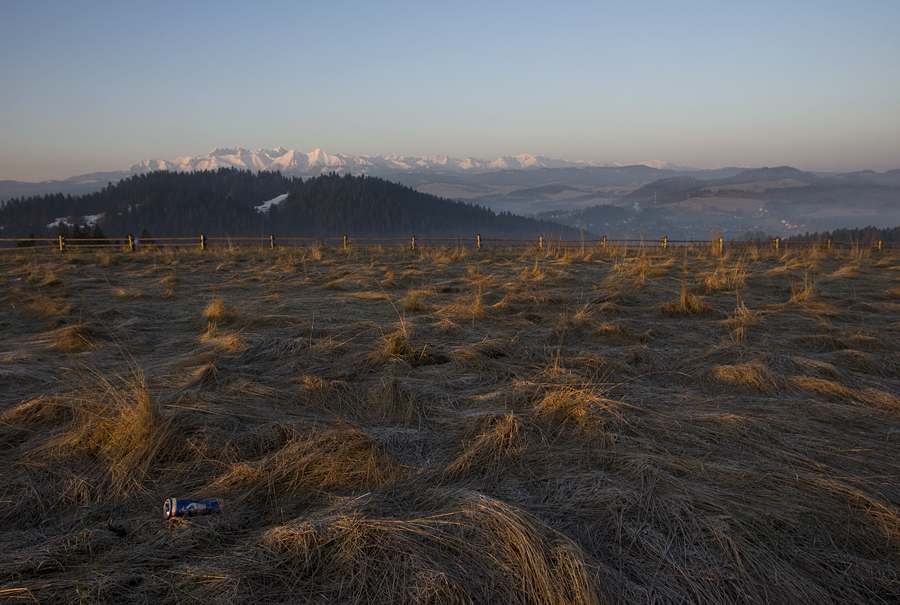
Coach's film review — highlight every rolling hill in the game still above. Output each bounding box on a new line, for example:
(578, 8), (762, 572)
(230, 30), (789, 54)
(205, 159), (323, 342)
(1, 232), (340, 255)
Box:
(0, 169), (590, 241)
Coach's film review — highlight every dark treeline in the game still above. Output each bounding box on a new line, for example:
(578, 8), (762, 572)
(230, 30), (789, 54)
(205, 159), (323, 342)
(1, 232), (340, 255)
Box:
(786, 225), (900, 244)
(0, 169), (589, 240)
(273, 172), (584, 238)
(0, 169), (289, 239)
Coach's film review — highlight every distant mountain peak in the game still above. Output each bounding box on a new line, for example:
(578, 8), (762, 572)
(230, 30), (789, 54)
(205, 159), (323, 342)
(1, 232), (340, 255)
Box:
(113, 148), (650, 179)
(631, 160), (695, 171)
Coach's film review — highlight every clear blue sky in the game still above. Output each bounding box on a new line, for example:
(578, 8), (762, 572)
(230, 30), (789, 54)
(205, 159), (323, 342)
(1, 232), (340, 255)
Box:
(1, 0), (898, 181)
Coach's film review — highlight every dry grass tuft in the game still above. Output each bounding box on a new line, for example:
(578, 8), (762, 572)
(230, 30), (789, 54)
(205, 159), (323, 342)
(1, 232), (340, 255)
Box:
(628, 255), (671, 278)
(697, 258), (748, 293)
(26, 269), (62, 287)
(726, 301), (760, 341)
(0, 395), (74, 427)
(830, 264), (863, 279)
(697, 266), (729, 292)
(660, 284), (711, 317)
(352, 290), (388, 300)
(202, 297), (234, 324)
(25, 373), (184, 501)
(211, 425), (400, 507)
(861, 388), (900, 412)
(26, 293), (73, 318)
(789, 275), (817, 304)
(114, 286), (146, 299)
(401, 288), (432, 313)
(532, 387), (611, 429)
(443, 413), (527, 482)
(556, 303), (596, 332)
(200, 326), (246, 353)
(712, 360), (777, 393)
(368, 323), (419, 365)
(788, 375), (861, 402)
(50, 322), (96, 351)
(255, 492), (602, 605)
(181, 362), (220, 389)
(521, 259), (547, 281)
(437, 288), (490, 321)
(98, 251), (119, 267)
(595, 321), (649, 344)
(306, 245), (323, 261)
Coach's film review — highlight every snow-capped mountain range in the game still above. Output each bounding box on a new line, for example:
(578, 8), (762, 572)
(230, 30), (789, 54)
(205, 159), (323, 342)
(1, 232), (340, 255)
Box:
(123, 147), (688, 178)
(0, 147), (696, 201)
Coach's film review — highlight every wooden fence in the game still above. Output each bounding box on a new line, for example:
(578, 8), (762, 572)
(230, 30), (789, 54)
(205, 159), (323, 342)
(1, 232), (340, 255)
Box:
(0, 234), (896, 252)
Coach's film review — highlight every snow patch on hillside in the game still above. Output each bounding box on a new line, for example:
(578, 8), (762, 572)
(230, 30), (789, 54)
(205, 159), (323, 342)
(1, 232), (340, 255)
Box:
(256, 193), (289, 213)
(47, 214), (104, 229)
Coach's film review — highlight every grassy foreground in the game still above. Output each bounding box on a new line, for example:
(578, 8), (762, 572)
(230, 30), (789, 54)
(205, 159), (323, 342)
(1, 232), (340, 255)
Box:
(1, 244), (898, 604)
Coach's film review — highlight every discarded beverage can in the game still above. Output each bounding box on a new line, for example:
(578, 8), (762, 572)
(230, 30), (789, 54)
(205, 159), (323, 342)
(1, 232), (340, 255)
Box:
(163, 498), (226, 520)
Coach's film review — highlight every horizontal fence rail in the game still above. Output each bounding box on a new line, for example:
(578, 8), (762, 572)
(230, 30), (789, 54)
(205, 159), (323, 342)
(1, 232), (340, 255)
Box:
(0, 234), (897, 252)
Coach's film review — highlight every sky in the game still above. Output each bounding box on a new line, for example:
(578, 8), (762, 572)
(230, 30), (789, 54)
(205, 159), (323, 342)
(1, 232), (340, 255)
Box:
(1, 0), (899, 182)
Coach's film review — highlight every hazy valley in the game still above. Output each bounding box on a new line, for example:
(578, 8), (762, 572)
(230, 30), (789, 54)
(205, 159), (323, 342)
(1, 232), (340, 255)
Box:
(3, 148), (899, 241)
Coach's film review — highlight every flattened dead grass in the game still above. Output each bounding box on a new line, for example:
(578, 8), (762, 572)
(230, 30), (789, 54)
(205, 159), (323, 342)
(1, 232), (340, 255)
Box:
(256, 491), (602, 605)
(712, 360), (778, 393)
(212, 425), (400, 507)
(49, 322), (96, 351)
(200, 327), (246, 353)
(2, 246), (900, 604)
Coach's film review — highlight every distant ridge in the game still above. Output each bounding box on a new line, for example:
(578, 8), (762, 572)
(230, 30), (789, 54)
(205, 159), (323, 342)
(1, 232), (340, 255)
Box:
(129, 147), (625, 177)
(707, 166), (822, 186)
(0, 168), (591, 240)
(0, 148), (713, 202)
(4, 150), (898, 223)
(2, 148), (703, 189)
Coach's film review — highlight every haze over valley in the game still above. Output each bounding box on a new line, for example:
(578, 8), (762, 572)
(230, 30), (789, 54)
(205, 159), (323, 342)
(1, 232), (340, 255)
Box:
(2, 147), (898, 240)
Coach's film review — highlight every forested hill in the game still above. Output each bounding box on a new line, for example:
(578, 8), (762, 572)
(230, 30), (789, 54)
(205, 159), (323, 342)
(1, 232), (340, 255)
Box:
(0, 169), (289, 239)
(273, 172), (586, 238)
(785, 225), (900, 244)
(0, 169), (589, 240)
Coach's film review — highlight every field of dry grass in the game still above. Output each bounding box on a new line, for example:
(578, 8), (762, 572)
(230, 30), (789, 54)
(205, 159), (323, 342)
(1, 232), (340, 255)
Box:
(1, 243), (899, 604)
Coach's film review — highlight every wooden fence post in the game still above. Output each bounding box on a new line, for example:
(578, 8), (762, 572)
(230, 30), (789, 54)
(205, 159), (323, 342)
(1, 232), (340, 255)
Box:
(128, 234), (135, 251)
(539, 235), (543, 249)
(270, 235), (276, 250)
(774, 237), (780, 251)
(411, 236), (416, 250)
(343, 234), (348, 250)
(718, 237), (724, 253)
(200, 234), (206, 251)
(877, 240), (883, 252)
(601, 236), (606, 248)
(58, 235), (65, 252)
(477, 234), (481, 250)
(661, 236), (667, 250)
(825, 239), (831, 250)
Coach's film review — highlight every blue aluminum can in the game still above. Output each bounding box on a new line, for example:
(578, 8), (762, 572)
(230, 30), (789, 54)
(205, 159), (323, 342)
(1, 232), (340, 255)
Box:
(163, 497), (226, 520)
